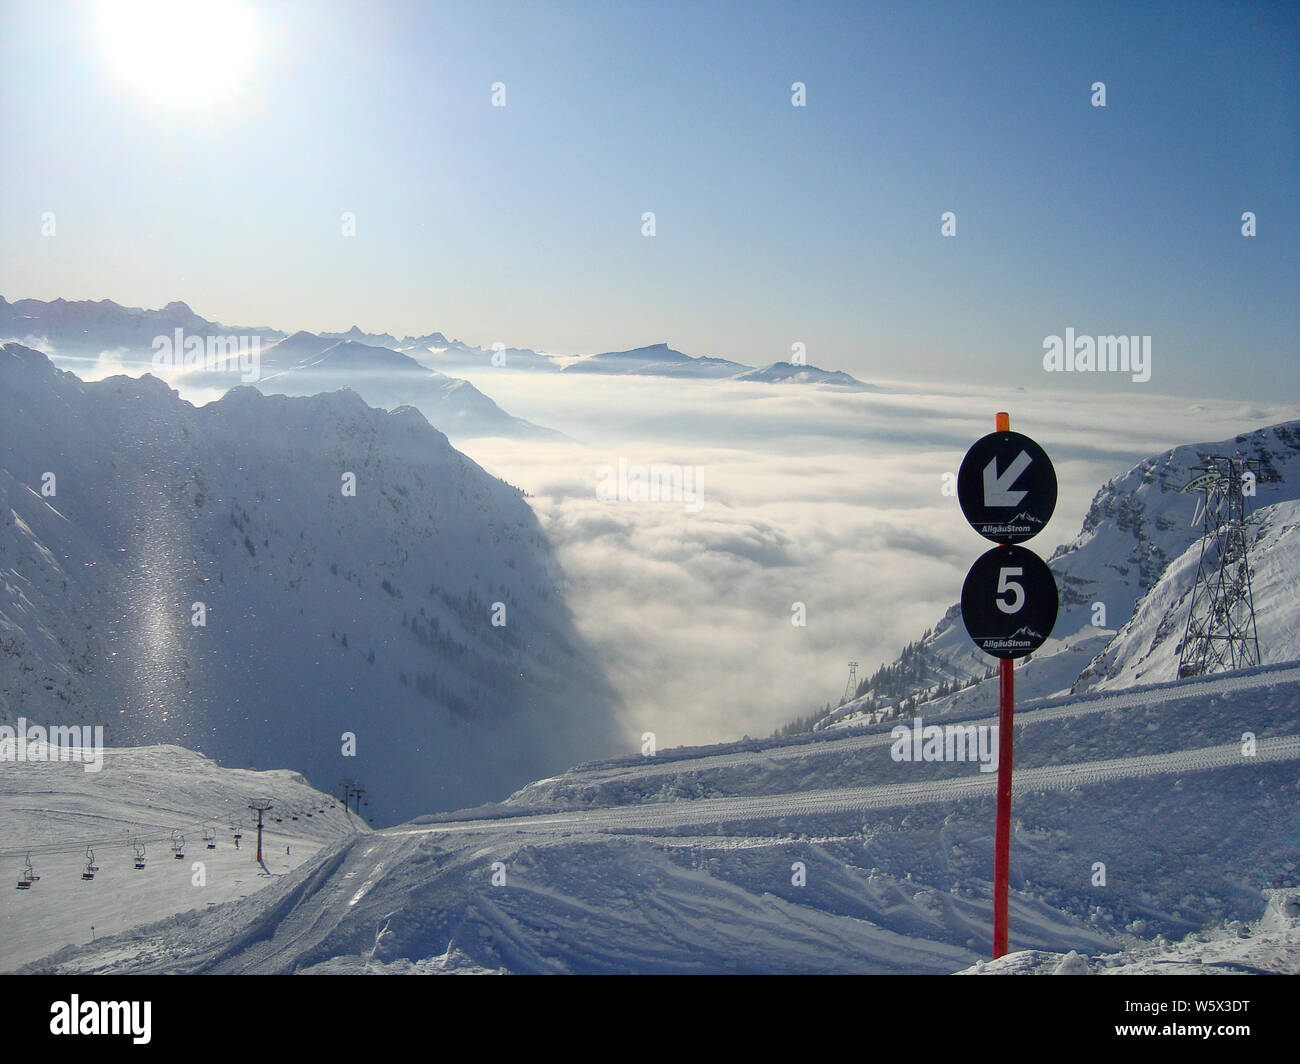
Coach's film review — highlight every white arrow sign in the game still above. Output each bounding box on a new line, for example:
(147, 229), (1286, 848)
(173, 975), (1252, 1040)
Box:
(983, 451), (1032, 507)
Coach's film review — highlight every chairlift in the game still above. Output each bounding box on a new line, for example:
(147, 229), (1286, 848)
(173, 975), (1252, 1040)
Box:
(133, 840), (146, 870)
(172, 830), (186, 860)
(204, 825), (217, 850)
(24, 853), (39, 882)
(16, 855), (35, 890)
(231, 821), (243, 841)
(81, 848), (97, 881)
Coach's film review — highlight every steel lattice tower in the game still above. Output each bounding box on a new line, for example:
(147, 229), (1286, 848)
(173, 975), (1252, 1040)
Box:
(1177, 456), (1264, 678)
(842, 661), (859, 704)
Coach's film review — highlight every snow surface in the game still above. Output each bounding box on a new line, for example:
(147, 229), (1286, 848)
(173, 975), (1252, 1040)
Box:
(958, 890), (1300, 975)
(19, 662), (1299, 974)
(0, 743), (364, 972)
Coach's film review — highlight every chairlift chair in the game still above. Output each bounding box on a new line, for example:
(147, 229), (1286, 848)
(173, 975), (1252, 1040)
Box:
(81, 849), (96, 881)
(24, 854), (39, 882)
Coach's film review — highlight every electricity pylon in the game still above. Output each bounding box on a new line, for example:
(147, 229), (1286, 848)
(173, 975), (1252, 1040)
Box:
(1177, 456), (1263, 678)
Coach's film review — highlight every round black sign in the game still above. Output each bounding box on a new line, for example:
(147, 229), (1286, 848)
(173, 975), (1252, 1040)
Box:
(957, 431), (1057, 543)
(960, 544), (1059, 659)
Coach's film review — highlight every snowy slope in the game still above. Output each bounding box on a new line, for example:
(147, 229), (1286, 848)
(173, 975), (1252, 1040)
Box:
(1075, 498), (1300, 691)
(0, 343), (623, 822)
(820, 421), (1300, 729)
(0, 742), (364, 972)
(958, 890), (1300, 975)
(24, 663), (1300, 974)
(255, 333), (560, 440)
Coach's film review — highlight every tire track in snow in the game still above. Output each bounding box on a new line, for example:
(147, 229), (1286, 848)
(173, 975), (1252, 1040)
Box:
(395, 736), (1300, 838)
(515, 664), (1300, 791)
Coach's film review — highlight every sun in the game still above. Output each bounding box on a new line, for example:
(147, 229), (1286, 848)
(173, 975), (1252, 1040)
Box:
(98, 0), (258, 106)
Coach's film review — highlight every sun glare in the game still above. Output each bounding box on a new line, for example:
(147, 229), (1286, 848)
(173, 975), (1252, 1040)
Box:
(99, 0), (258, 106)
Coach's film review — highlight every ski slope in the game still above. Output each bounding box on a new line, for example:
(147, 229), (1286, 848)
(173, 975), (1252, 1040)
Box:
(0, 744), (367, 971)
(22, 662), (1300, 974)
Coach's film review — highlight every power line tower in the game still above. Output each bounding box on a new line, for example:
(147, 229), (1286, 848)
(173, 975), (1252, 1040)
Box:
(1177, 455), (1264, 679)
(842, 661), (859, 704)
(248, 798), (274, 864)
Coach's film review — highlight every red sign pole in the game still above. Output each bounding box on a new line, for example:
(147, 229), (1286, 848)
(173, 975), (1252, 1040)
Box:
(992, 409), (1013, 959)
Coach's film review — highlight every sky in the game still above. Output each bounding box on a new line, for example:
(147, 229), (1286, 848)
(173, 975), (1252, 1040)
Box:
(1, 0), (1297, 400)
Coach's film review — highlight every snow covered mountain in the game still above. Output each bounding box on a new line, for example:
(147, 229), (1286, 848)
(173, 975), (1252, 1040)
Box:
(819, 420), (1300, 729)
(0, 299), (556, 441)
(561, 342), (750, 378)
(255, 332), (560, 439)
(731, 361), (874, 389)
(1076, 497), (1300, 692)
(0, 343), (623, 823)
(1, 298), (882, 399)
(0, 296), (284, 355)
(398, 336), (562, 373)
(556, 344), (874, 389)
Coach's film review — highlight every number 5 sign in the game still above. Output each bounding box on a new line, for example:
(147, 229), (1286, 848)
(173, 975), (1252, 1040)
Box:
(960, 544), (1058, 658)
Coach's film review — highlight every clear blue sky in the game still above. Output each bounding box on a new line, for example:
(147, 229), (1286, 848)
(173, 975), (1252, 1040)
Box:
(2, 0), (1296, 398)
